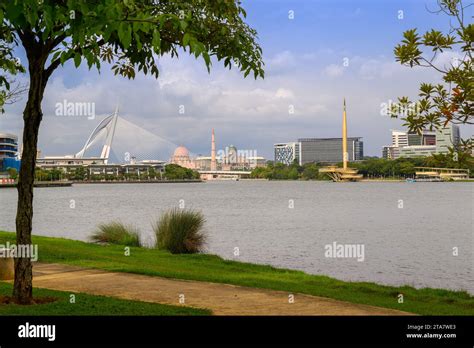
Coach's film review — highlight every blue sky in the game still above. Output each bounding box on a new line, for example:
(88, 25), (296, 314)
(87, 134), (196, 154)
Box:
(1, 0), (472, 160)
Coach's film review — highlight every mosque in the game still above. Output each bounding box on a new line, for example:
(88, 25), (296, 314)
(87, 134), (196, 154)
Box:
(170, 129), (266, 171)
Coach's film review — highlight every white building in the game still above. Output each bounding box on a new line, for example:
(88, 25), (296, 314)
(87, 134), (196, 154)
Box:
(436, 124), (460, 154)
(382, 125), (460, 159)
(274, 142), (301, 165)
(391, 130), (408, 148)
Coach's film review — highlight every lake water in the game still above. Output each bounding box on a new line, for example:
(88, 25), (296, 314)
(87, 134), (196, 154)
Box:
(0, 181), (472, 293)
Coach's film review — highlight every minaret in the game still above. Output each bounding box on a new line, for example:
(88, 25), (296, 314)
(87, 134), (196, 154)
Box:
(342, 98), (348, 170)
(211, 128), (217, 171)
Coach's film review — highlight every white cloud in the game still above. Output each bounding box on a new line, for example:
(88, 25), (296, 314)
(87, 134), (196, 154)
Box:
(432, 50), (466, 70)
(323, 64), (344, 77)
(275, 88), (294, 99)
(3, 49), (472, 160)
(266, 50), (296, 70)
(358, 59), (380, 80)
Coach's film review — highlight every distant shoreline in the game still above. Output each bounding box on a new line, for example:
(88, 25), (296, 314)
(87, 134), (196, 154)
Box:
(1, 178), (472, 188)
(246, 178), (473, 183)
(0, 181), (73, 188)
(73, 179), (203, 184)
(0, 179), (203, 188)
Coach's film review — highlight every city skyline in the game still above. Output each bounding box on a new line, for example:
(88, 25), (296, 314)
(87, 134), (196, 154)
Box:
(0, 0), (472, 331)
(0, 0), (473, 159)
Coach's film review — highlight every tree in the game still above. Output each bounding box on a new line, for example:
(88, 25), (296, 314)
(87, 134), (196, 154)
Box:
(389, 0), (473, 133)
(0, 27), (25, 112)
(0, 0), (264, 304)
(288, 167), (299, 180)
(34, 168), (48, 181)
(425, 146), (474, 171)
(7, 167), (18, 180)
(250, 166), (272, 179)
(0, 80), (28, 112)
(164, 163), (199, 180)
(301, 163), (319, 180)
(72, 167), (86, 181)
(148, 167), (156, 180)
(399, 161), (415, 177)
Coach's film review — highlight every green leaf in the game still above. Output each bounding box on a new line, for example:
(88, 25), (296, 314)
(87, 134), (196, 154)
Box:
(118, 23), (132, 49)
(152, 30), (161, 50)
(179, 20), (188, 31)
(182, 32), (191, 47)
(73, 53), (81, 68)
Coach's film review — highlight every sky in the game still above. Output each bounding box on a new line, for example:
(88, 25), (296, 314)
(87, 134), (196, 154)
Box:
(1, 0), (472, 161)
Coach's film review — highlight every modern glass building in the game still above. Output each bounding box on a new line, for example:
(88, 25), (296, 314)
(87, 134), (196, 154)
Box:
(407, 130), (437, 146)
(297, 137), (363, 164)
(436, 124), (460, 154)
(383, 126), (457, 159)
(274, 142), (301, 165)
(382, 145), (400, 159)
(399, 145), (437, 158)
(391, 130), (408, 148)
(0, 132), (20, 171)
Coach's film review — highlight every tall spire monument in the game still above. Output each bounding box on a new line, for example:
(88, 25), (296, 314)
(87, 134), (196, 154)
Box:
(342, 98), (348, 170)
(319, 99), (362, 181)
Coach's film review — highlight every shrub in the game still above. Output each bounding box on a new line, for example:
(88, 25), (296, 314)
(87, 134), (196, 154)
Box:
(90, 222), (141, 246)
(154, 208), (206, 254)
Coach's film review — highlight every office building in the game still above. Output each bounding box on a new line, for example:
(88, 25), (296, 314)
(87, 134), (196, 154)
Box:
(382, 145), (399, 160)
(298, 137), (363, 164)
(436, 124), (460, 154)
(382, 125), (459, 159)
(391, 130), (408, 148)
(0, 132), (20, 172)
(399, 145), (437, 158)
(274, 142), (301, 165)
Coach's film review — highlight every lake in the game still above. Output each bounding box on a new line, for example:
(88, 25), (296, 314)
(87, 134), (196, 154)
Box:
(0, 181), (472, 293)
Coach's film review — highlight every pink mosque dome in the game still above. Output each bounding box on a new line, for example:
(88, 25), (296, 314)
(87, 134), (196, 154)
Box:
(173, 146), (190, 159)
(171, 145), (196, 169)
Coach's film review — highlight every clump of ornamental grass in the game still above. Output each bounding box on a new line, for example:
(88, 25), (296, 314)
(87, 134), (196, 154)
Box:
(154, 208), (206, 254)
(90, 221), (141, 247)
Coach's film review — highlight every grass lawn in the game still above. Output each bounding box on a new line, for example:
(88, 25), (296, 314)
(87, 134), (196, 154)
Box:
(0, 282), (210, 315)
(0, 231), (472, 315)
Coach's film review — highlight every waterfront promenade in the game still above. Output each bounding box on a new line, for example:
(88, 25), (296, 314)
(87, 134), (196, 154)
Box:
(29, 263), (411, 316)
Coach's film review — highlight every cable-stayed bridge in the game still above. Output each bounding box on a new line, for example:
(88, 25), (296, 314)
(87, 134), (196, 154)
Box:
(43, 107), (182, 165)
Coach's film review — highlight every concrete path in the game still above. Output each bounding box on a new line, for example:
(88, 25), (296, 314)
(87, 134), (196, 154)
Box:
(31, 263), (412, 316)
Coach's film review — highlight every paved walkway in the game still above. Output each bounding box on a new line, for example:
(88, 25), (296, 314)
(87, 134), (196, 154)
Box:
(31, 263), (412, 315)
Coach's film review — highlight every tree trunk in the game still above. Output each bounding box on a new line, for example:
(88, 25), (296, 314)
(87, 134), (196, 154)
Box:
(13, 49), (48, 304)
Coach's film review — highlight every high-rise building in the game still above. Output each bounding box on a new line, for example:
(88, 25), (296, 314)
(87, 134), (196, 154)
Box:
(399, 145), (437, 158)
(382, 145), (400, 159)
(382, 124), (460, 159)
(391, 130), (408, 147)
(436, 124), (460, 153)
(274, 142), (301, 165)
(407, 133), (422, 146)
(384, 130), (408, 159)
(0, 132), (20, 171)
(407, 130), (437, 146)
(297, 137), (363, 164)
(423, 131), (436, 145)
